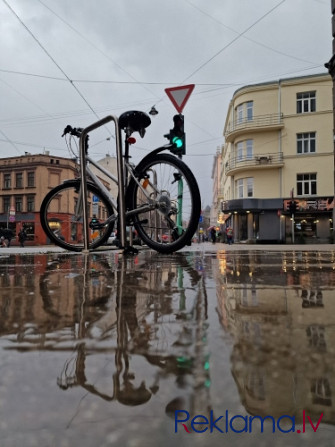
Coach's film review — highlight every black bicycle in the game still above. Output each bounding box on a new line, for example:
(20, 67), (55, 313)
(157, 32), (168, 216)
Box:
(40, 110), (201, 253)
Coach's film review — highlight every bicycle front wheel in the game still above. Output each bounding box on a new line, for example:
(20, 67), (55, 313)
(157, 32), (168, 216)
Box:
(40, 179), (114, 252)
(126, 153), (201, 253)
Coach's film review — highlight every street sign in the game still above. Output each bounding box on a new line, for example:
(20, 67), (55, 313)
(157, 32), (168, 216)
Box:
(92, 203), (99, 215)
(92, 195), (100, 203)
(9, 206), (15, 223)
(165, 84), (195, 114)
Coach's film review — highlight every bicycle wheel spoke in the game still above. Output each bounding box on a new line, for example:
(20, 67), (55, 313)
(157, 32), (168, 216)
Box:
(127, 154), (200, 253)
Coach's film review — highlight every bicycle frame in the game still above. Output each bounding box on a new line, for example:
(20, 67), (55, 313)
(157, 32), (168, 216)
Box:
(76, 115), (172, 251)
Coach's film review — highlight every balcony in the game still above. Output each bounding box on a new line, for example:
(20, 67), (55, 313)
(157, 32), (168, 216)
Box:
(225, 152), (284, 176)
(225, 113), (284, 142)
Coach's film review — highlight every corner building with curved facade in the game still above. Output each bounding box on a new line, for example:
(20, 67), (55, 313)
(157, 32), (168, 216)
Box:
(221, 73), (334, 244)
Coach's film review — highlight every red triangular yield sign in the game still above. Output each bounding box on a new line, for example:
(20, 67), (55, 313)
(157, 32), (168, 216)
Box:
(165, 84), (195, 114)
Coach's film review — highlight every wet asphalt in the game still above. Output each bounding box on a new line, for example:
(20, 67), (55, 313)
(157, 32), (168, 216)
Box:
(0, 242), (335, 447)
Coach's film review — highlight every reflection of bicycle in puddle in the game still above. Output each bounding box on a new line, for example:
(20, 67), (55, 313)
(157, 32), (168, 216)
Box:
(53, 251), (211, 413)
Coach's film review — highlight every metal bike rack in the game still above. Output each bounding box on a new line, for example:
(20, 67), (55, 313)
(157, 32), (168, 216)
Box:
(78, 115), (127, 253)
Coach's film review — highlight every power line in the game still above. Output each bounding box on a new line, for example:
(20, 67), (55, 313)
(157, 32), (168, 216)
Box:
(36, 0), (161, 103)
(2, 0), (101, 122)
(0, 69), (241, 86)
(0, 130), (22, 154)
(183, 0), (287, 82)
(184, 0), (319, 66)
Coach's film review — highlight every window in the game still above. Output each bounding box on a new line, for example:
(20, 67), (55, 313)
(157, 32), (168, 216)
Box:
(4, 173), (11, 189)
(246, 101), (253, 120)
(297, 92), (316, 113)
(297, 132), (316, 154)
(311, 378), (332, 406)
(15, 196), (23, 212)
(3, 196), (11, 213)
(235, 139), (253, 161)
(27, 195), (35, 212)
(237, 142), (243, 161)
(297, 173), (317, 195)
(236, 104), (243, 124)
(247, 178), (254, 197)
(27, 172), (35, 187)
(16, 172), (23, 188)
(235, 177), (254, 198)
(236, 179), (243, 198)
(235, 101), (254, 123)
(246, 140), (253, 159)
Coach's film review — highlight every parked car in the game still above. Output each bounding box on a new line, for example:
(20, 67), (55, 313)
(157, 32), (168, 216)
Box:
(105, 228), (142, 246)
(161, 233), (171, 243)
(106, 232), (117, 245)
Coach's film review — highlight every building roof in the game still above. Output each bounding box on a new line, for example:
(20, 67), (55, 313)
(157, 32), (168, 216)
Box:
(232, 72), (330, 98)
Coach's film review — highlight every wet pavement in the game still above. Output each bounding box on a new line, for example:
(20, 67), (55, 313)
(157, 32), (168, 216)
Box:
(1, 243), (335, 446)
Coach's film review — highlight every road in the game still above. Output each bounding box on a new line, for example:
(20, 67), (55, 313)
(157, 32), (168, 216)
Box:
(0, 242), (334, 446)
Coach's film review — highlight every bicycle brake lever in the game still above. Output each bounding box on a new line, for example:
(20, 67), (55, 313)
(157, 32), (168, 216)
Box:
(62, 125), (73, 137)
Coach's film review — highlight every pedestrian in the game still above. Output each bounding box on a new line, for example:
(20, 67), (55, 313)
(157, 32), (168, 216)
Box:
(0, 236), (7, 247)
(210, 227), (216, 244)
(226, 226), (234, 245)
(18, 228), (27, 247)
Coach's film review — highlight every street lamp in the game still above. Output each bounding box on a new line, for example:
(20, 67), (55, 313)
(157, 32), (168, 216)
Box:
(149, 106), (158, 116)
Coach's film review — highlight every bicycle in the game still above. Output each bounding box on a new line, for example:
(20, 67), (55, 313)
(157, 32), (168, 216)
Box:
(40, 110), (201, 254)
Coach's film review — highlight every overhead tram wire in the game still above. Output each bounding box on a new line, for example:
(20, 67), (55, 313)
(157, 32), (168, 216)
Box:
(184, 0), (319, 67)
(35, 0), (162, 105)
(0, 129), (22, 154)
(2, 0), (112, 137)
(182, 0), (287, 83)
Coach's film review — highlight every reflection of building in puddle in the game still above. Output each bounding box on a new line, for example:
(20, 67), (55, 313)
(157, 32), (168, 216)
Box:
(0, 251), (212, 418)
(216, 250), (335, 424)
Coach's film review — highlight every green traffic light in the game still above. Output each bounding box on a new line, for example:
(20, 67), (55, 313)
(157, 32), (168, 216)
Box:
(172, 136), (183, 149)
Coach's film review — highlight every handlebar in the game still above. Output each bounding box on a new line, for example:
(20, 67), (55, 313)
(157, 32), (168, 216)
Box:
(62, 125), (84, 138)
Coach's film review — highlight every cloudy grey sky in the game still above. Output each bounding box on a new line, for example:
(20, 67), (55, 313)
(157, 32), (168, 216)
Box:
(0, 0), (332, 206)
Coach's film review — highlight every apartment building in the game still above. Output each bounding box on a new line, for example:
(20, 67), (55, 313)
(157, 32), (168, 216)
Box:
(0, 153), (118, 245)
(221, 73), (334, 243)
(0, 154), (78, 244)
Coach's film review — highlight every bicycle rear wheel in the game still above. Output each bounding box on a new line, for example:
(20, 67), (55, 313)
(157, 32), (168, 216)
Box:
(40, 179), (114, 251)
(126, 153), (201, 253)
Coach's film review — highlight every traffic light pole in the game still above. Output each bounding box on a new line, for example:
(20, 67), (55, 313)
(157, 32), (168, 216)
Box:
(177, 157), (183, 235)
(291, 212), (295, 244)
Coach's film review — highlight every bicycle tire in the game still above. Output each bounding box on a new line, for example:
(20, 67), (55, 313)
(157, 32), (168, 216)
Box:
(40, 179), (115, 252)
(126, 153), (201, 254)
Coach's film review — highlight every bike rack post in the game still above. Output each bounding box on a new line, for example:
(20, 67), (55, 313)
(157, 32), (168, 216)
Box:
(79, 115), (127, 252)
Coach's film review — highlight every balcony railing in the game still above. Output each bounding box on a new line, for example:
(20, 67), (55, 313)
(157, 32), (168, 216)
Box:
(225, 113), (284, 141)
(225, 152), (284, 175)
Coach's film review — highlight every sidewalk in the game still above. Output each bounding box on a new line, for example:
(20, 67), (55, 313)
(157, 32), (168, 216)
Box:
(0, 242), (334, 255)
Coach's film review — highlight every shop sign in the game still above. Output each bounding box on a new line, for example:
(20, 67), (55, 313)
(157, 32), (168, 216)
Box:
(283, 197), (334, 212)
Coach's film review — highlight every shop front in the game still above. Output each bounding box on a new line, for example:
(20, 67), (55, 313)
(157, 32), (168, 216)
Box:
(283, 197), (334, 244)
(222, 197), (334, 244)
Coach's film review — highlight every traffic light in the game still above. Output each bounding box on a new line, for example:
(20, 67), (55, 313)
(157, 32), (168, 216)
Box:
(164, 114), (185, 155)
(89, 215), (99, 228)
(289, 200), (297, 214)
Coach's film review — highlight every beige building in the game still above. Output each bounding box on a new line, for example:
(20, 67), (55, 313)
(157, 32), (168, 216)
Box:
(216, 250), (335, 424)
(221, 73), (334, 243)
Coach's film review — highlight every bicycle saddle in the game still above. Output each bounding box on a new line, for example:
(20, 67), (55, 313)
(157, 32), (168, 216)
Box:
(119, 110), (151, 138)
